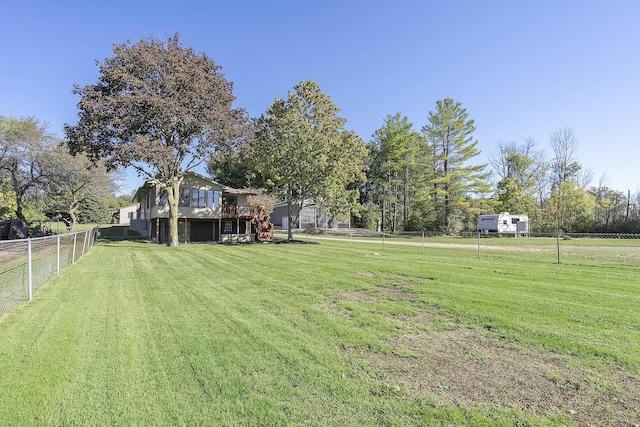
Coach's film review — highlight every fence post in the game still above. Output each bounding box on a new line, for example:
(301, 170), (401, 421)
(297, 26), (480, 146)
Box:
(382, 232), (385, 250)
(422, 231), (424, 254)
(72, 233), (77, 264)
(27, 239), (33, 301)
(56, 234), (60, 276)
(557, 233), (561, 264)
(477, 232), (481, 258)
(350, 231), (352, 247)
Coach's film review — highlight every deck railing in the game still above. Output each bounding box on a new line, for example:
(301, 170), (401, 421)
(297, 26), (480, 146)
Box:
(221, 204), (251, 218)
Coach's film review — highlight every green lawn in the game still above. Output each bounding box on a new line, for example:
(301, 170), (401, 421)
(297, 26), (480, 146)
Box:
(0, 239), (638, 426)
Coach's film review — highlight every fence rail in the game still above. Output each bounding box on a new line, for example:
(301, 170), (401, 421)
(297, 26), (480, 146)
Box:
(0, 227), (98, 318)
(283, 229), (640, 268)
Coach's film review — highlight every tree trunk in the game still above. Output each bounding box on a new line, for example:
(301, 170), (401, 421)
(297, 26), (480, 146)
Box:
(403, 166), (409, 229)
(12, 177), (27, 224)
(67, 200), (80, 231)
(166, 178), (183, 247)
(15, 200), (26, 224)
(286, 185), (293, 241)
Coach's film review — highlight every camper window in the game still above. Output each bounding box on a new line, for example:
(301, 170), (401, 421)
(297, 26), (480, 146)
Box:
(512, 218), (519, 224)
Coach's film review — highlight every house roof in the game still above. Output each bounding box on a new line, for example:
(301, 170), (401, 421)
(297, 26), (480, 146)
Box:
(273, 199), (316, 208)
(132, 171), (260, 202)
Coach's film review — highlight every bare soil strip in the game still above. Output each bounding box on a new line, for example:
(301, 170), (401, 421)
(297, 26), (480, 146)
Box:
(339, 289), (640, 426)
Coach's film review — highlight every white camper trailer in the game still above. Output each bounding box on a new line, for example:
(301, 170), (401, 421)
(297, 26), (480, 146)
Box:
(477, 212), (529, 236)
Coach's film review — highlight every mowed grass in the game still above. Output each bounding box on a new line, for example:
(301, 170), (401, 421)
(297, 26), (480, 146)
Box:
(0, 239), (639, 426)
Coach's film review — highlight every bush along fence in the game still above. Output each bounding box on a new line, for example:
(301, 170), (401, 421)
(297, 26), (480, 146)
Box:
(0, 227), (98, 318)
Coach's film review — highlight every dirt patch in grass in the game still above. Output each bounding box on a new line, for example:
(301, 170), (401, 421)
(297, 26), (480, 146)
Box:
(355, 271), (377, 278)
(361, 317), (640, 426)
(375, 285), (418, 300)
(339, 291), (380, 304)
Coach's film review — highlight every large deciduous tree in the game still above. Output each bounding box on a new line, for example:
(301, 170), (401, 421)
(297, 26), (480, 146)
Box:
(549, 127), (581, 187)
(489, 138), (547, 228)
(0, 116), (53, 223)
(253, 80), (367, 240)
(65, 34), (249, 246)
(422, 99), (489, 232)
(46, 147), (114, 230)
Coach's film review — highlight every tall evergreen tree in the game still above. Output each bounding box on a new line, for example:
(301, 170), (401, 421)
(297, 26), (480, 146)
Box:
(421, 99), (488, 232)
(368, 113), (422, 232)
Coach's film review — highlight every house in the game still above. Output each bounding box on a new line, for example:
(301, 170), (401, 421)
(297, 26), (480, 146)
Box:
(477, 212), (529, 236)
(131, 172), (259, 244)
(270, 199), (350, 230)
(118, 204), (138, 225)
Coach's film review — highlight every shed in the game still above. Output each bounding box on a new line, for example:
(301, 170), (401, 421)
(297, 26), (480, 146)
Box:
(271, 199), (350, 230)
(118, 204), (139, 225)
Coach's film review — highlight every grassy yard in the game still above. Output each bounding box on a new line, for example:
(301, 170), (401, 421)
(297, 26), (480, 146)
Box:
(0, 239), (638, 425)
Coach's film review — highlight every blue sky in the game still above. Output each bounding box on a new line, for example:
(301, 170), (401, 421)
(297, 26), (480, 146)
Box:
(2, 0), (639, 195)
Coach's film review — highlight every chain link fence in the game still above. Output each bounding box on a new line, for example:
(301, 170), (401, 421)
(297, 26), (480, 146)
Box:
(0, 227), (98, 318)
(283, 229), (640, 269)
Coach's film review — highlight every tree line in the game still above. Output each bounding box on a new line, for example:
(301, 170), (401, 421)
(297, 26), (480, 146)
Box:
(0, 116), (124, 233)
(360, 116), (640, 234)
(3, 35), (638, 243)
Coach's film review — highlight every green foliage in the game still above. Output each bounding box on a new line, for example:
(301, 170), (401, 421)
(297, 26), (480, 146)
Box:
(206, 150), (266, 189)
(253, 80), (367, 239)
(65, 34), (249, 246)
(421, 99), (490, 232)
(495, 177), (537, 215)
(77, 194), (113, 224)
(0, 115), (53, 222)
(0, 177), (17, 219)
(546, 181), (595, 232)
(367, 113), (424, 232)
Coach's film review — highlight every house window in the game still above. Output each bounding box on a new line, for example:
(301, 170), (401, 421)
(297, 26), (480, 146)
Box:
(223, 221), (233, 234)
(191, 189), (206, 208)
(179, 188), (190, 207)
(206, 190), (220, 208)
